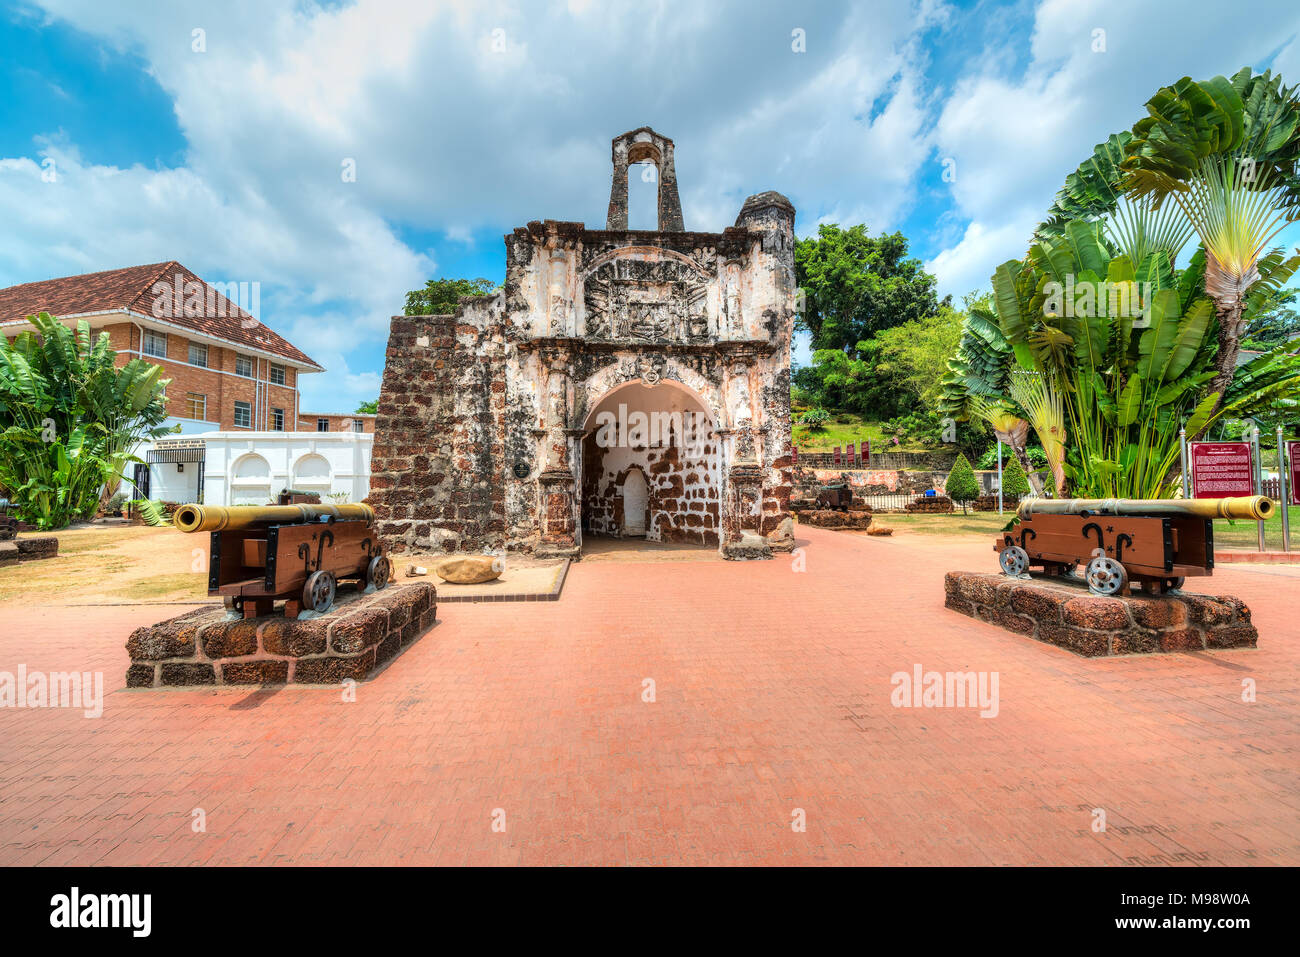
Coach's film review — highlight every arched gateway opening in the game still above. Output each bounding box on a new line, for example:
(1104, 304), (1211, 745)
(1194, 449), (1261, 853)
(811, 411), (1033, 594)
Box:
(580, 381), (721, 548)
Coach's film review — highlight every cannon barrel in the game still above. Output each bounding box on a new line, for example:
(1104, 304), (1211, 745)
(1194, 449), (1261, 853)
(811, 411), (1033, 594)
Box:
(174, 502), (374, 533)
(1017, 496), (1274, 521)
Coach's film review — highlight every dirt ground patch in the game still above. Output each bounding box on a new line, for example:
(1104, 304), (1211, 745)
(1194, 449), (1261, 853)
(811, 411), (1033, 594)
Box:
(0, 524), (210, 607)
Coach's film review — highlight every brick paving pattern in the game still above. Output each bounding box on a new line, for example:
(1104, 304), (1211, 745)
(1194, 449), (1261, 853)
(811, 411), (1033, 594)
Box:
(1, 527), (1297, 865)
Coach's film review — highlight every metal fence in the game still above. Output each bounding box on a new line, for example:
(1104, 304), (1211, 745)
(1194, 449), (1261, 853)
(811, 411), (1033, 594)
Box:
(794, 450), (958, 471)
(854, 492), (917, 511)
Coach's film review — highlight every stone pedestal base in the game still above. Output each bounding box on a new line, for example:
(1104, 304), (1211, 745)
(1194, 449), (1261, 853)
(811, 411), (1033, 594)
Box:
(126, 582), (437, 687)
(722, 530), (772, 560)
(798, 509), (873, 530)
(944, 571), (1256, 657)
(0, 535), (59, 566)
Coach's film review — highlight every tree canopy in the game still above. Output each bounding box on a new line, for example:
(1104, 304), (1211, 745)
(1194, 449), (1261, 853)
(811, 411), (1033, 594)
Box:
(795, 224), (944, 355)
(403, 277), (498, 316)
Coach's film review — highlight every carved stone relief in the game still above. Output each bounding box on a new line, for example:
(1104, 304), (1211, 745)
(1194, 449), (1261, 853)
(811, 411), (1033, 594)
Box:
(583, 256), (711, 343)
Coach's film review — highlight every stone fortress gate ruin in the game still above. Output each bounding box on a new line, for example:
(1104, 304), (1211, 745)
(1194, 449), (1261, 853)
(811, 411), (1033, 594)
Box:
(368, 127), (796, 560)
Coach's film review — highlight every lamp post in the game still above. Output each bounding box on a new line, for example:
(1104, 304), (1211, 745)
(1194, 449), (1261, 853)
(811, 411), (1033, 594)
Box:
(1251, 425), (1265, 552)
(996, 440), (1003, 515)
(1179, 426), (1190, 498)
(1278, 426), (1290, 554)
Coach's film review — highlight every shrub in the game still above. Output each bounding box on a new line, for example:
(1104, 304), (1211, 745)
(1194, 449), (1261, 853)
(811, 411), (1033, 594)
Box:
(945, 453), (980, 514)
(976, 444), (1047, 470)
(1001, 457), (1031, 497)
(129, 499), (172, 526)
(799, 407), (831, 429)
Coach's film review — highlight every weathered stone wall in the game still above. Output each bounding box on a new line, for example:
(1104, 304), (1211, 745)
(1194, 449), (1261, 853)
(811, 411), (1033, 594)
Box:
(0, 535), (58, 567)
(582, 436), (721, 545)
(369, 129), (794, 560)
(368, 304), (508, 554)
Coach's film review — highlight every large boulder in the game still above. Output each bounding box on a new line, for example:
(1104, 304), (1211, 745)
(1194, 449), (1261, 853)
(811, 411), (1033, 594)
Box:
(434, 555), (504, 584)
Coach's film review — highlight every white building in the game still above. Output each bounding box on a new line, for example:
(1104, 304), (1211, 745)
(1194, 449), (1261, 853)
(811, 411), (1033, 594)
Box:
(143, 431), (372, 506)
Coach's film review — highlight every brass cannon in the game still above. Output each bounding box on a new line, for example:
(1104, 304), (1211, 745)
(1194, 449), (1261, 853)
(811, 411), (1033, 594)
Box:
(994, 496), (1275, 596)
(175, 502), (391, 618)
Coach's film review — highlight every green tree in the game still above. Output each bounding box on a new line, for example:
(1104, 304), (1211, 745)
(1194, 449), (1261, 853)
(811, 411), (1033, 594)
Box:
(874, 306), (966, 407)
(1241, 286), (1300, 350)
(1121, 68), (1300, 413)
(0, 313), (173, 529)
(355, 399), (379, 414)
(795, 223), (943, 354)
(988, 221), (1300, 497)
(1000, 457), (1031, 498)
(945, 453), (980, 514)
(403, 277), (498, 316)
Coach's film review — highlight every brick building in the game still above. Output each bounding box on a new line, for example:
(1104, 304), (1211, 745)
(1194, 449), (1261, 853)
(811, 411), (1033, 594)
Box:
(0, 261), (327, 502)
(0, 261), (322, 430)
(297, 412), (376, 434)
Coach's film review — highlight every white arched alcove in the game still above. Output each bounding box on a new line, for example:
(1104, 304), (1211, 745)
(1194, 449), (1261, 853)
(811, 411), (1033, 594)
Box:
(230, 453), (271, 505)
(292, 453), (332, 494)
(621, 468), (648, 536)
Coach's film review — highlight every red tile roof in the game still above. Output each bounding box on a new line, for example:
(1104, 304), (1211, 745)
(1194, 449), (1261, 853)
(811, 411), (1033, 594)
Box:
(0, 261), (321, 369)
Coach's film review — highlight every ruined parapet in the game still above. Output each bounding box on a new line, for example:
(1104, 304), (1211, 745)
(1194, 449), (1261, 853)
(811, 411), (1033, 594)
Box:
(370, 130), (795, 560)
(367, 295), (508, 556)
(606, 127), (685, 232)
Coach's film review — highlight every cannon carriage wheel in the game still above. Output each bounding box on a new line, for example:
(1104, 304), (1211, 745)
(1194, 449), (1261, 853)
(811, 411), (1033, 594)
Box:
(304, 570), (338, 612)
(1085, 556), (1128, 596)
(999, 545), (1031, 578)
(366, 555), (392, 590)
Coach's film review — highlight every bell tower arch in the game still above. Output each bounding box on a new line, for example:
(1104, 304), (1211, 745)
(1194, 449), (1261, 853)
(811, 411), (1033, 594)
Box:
(605, 127), (685, 232)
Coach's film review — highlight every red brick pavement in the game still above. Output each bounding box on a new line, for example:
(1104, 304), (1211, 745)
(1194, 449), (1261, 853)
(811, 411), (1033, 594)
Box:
(1, 527), (1297, 866)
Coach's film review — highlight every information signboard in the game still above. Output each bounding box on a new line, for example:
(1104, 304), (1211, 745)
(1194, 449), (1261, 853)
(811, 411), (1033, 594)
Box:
(1189, 441), (1254, 498)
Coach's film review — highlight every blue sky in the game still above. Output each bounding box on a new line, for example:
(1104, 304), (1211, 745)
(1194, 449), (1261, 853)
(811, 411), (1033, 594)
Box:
(3, 0), (1300, 413)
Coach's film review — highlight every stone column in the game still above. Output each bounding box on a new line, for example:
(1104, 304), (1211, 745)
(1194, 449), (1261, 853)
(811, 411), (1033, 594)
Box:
(606, 140), (629, 230)
(719, 358), (770, 560)
(657, 139), (685, 232)
(537, 363), (579, 557)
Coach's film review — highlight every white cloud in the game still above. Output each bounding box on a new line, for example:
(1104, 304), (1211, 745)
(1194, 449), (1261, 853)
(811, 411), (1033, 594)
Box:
(6, 0), (1300, 410)
(926, 0), (1300, 298)
(5, 0), (945, 408)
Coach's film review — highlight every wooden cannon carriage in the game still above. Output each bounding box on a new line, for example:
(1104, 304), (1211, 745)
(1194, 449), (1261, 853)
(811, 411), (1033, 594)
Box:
(815, 483), (854, 511)
(174, 502), (391, 618)
(994, 496), (1275, 596)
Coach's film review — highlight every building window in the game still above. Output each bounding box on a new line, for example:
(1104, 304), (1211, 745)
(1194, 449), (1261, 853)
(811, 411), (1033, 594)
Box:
(317, 418), (330, 432)
(188, 341), (208, 367)
(185, 392), (207, 420)
(271, 407), (284, 431)
(142, 329), (167, 358)
(234, 400), (252, 428)
(352, 419), (365, 433)
(235, 354), (253, 378)
(269, 363), (286, 385)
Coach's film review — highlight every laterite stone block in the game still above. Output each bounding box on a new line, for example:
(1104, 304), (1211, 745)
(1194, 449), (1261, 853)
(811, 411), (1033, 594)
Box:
(944, 571), (1257, 658)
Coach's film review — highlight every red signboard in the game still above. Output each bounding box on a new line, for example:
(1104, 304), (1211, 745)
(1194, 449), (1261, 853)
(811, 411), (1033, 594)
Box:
(1289, 441), (1300, 506)
(846, 443), (855, 466)
(862, 439), (870, 464)
(791, 444), (798, 467)
(1189, 441), (1254, 498)
(833, 446), (841, 467)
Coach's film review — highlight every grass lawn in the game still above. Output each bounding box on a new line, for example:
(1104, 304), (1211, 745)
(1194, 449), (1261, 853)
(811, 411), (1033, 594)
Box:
(0, 523), (208, 606)
(791, 412), (930, 453)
